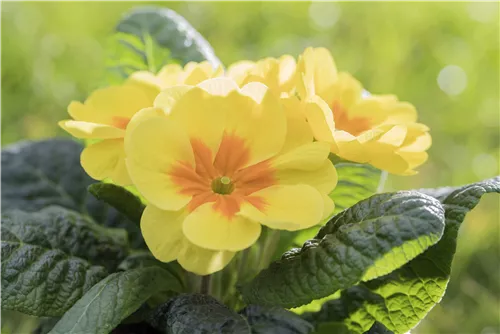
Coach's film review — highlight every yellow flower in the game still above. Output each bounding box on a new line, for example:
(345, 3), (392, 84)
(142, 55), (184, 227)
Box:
(227, 55), (297, 95)
(296, 47), (431, 175)
(125, 77), (337, 275)
(59, 62), (222, 185)
(58, 82), (154, 185)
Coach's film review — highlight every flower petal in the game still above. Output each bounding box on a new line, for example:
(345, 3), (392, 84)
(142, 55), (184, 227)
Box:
(239, 184), (324, 231)
(227, 61), (256, 85)
(141, 205), (186, 263)
(279, 96), (313, 153)
(275, 160), (338, 194)
(297, 47), (338, 101)
(154, 85), (193, 112)
(81, 139), (131, 186)
(224, 87), (287, 166)
(125, 107), (166, 146)
(59, 120), (125, 139)
(363, 141), (410, 174)
(272, 141), (330, 171)
(76, 85), (154, 125)
(125, 117), (195, 211)
(168, 87), (226, 157)
(303, 96), (337, 148)
(197, 77), (239, 96)
(333, 130), (367, 162)
(377, 125), (408, 147)
(183, 202), (261, 252)
(177, 242), (235, 275)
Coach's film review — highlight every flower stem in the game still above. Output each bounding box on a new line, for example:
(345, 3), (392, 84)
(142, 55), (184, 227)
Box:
(200, 275), (211, 295)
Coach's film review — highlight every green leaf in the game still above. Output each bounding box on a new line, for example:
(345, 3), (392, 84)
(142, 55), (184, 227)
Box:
(109, 6), (221, 78)
(147, 294), (250, 334)
(239, 305), (313, 334)
(49, 267), (183, 334)
(117, 251), (186, 292)
(1, 139), (144, 248)
(88, 183), (145, 224)
(241, 191), (445, 308)
(329, 162), (385, 215)
(1, 208), (111, 317)
(2, 207), (129, 271)
(302, 177), (500, 334)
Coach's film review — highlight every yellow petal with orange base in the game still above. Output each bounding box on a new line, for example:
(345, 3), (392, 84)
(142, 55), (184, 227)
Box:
(125, 117), (195, 211)
(224, 84), (287, 167)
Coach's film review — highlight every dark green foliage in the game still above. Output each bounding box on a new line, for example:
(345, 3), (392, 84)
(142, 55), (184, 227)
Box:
(302, 177), (500, 333)
(1, 139), (145, 248)
(88, 183), (145, 224)
(241, 192), (445, 308)
(0, 207), (131, 316)
(49, 267), (183, 334)
(240, 305), (313, 334)
(147, 294), (250, 334)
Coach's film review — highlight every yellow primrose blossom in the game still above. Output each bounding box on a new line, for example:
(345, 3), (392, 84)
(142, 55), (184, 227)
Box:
(227, 55), (296, 95)
(58, 82), (153, 185)
(125, 77), (338, 275)
(59, 62), (222, 186)
(296, 47), (431, 175)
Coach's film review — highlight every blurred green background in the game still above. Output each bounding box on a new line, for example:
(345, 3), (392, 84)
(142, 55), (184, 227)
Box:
(2, 2), (499, 333)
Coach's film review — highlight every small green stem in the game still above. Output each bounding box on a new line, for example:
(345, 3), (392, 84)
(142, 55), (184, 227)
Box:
(200, 275), (211, 295)
(259, 229), (280, 271)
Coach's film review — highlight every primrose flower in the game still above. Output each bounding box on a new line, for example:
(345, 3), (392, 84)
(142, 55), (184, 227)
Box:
(59, 62), (222, 185)
(59, 82), (154, 185)
(295, 47), (431, 175)
(227, 55), (296, 95)
(125, 77), (337, 275)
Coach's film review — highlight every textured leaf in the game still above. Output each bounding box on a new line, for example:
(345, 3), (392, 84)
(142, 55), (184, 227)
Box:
(241, 191), (445, 308)
(88, 183), (145, 224)
(302, 177), (500, 334)
(117, 251), (186, 293)
(240, 305), (313, 334)
(109, 6), (221, 78)
(1, 208), (112, 317)
(2, 207), (129, 270)
(1, 139), (144, 248)
(49, 267), (183, 334)
(147, 294), (250, 334)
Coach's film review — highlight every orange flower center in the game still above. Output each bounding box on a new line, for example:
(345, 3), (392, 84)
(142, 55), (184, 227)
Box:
(112, 116), (131, 130)
(332, 101), (371, 136)
(169, 133), (275, 218)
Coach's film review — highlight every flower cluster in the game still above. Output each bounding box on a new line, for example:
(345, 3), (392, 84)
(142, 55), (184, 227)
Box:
(60, 48), (430, 275)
